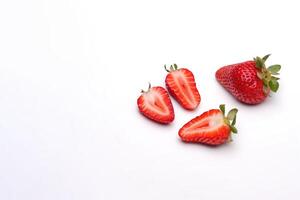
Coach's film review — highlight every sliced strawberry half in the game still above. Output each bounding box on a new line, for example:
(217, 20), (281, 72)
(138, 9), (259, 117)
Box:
(178, 104), (238, 145)
(165, 64), (201, 110)
(137, 83), (175, 124)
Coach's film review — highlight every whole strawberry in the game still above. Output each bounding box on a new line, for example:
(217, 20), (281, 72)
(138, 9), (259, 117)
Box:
(215, 55), (281, 104)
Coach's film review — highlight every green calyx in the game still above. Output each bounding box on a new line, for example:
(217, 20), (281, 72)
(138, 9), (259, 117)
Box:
(219, 104), (238, 134)
(141, 82), (151, 93)
(164, 64), (179, 72)
(254, 54), (281, 94)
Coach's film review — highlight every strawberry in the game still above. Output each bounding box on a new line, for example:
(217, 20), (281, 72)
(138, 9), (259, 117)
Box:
(178, 104), (238, 145)
(164, 64), (201, 110)
(137, 83), (175, 124)
(215, 54), (281, 104)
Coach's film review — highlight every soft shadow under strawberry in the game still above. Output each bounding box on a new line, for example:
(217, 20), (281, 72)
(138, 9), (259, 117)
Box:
(177, 138), (237, 150)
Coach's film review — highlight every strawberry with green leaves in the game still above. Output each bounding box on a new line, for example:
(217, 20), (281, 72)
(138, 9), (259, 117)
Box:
(215, 54), (281, 104)
(179, 104), (238, 145)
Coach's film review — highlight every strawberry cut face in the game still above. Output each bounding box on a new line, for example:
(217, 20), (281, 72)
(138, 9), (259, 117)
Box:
(142, 89), (170, 115)
(165, 67), (201, 110)
(188, 110), (223, 131)
(137, 86), (174, 124)
(178, 107), (237, 146)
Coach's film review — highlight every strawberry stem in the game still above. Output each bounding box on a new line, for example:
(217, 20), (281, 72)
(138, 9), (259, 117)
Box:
(219, 104), (225, 115)
(164, 64), (179, 72)
(164, 64), (170, 72)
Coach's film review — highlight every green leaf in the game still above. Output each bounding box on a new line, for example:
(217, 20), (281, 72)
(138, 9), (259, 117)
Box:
(232, 115), (237, 126)
(227, 108), (238, 121)
(170, 65), (174, 71)
(173, 64), (178, 70)
(230, 125), (238, 133)
(268, 65), (281, 74)
(269, 79), (279, 92)
(271, 72), (279, 75)
(271, 76), (280, 81)
(262, 54), (271, 62)
(164, 64), (170, 72)
(219, 104), (225, 115)
(255, 56), (264, 68)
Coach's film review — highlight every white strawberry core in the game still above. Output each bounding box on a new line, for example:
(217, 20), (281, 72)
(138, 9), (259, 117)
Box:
(209, 113), (224, 127)
(185, 112), (224, 135)
(143, 90), (170, 115)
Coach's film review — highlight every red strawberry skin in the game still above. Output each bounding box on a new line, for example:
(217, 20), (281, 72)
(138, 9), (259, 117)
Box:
(137, 86), (174, 124)
(165, 68), (201, 110)
(216, 61), (268, 104)
(179, 109), (230, 145)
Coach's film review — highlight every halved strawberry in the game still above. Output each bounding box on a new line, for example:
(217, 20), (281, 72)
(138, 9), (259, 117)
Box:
(178, 104), (238, 145)
(137, 83), (175, 124)
(165, 64), (201, 110)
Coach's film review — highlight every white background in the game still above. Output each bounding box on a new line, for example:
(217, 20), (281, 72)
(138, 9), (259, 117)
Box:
(0, 0), (300, 199)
